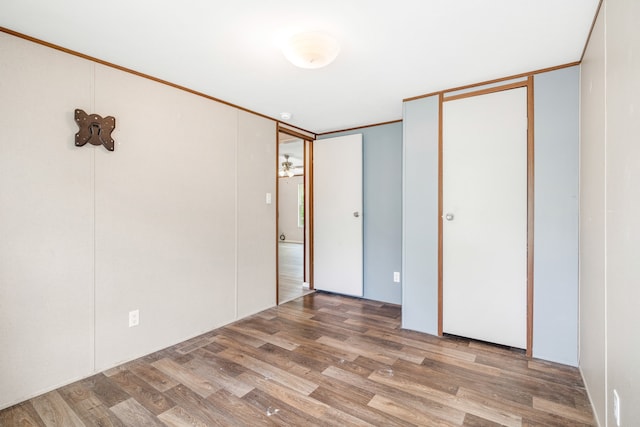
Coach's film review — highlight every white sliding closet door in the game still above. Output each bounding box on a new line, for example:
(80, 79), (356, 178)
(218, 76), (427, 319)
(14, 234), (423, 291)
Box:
(442, 87), (527, 349)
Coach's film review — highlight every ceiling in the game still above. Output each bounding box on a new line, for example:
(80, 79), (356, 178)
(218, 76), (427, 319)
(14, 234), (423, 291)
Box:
(0, 1), (600, 134)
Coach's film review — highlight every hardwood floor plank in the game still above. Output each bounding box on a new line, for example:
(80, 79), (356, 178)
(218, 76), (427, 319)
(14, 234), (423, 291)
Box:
(56, 382), (125, 427)
(0, 293), (595, 426)
(324, 364), (461, 425)
(217, 347), (318, 395)
(319, 306), (399, 328)
(108, 370), (176, 415)
(317, 335), (399, 365)
(364, 328), (477, 362)
(31, 391), (85, 427)
(310, 385), (412, 427)
(463, 413), (504, 426)
(110, 398), (164, 427)
(62, 394), (125, 427)
(163, 385), (231, 427)
(456, 387), (594, 427)
(224, 341), (326, 386)
(241, 369), (371, 426)
(237, 371), (328, 419)
(275, 315), (353, 342)
(241, 388), (318, 426)
(258, 342), (331, 374)
(496, 368), (589, 407)
(368, 368), (523, 427)
(190, 346), (248, 376)
(206, 389), (275, 426)
(417, 361), (532, 407)
(151, 358), (219, 398)
(175, 335), (216, 355)
(346, 335), (425, 364)
(421, 349), (500, 376)
(127, 362), (180, 393)
(80, 374), (130, 408)
(532, 396), (596, 424)
(157, 405), (210, 427)
(56, 380), (93, 404)
(272, 303), (315, 320)
(215, 328), (267, 348)
(0, 402), (45, 427)
(227, 323), (299, 351)
(238, 316), (282, 335)
(185, 350), (255, 398)
(311, 312), (371, 334)
(368, 394), (463, 426)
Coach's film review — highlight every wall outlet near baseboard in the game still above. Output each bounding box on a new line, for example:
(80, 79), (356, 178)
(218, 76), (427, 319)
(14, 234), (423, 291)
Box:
(128, 309), (139, 327)
(393, 272), (400, 283)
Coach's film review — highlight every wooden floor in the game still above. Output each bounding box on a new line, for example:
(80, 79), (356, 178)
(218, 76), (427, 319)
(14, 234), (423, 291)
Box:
(0, 292), (595, 426)
(278, 242), (312, 304)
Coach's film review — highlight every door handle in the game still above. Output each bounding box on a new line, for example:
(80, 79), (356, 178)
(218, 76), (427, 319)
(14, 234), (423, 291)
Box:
(353, 212), (360, 218)
(445, 213), (454, 221)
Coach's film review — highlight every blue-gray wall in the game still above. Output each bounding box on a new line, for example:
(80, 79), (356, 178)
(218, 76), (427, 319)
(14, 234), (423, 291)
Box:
(402, 96), (440, 334)
(533, 65), (580, 365)
(402, 67), (580, 365)
(319, 122), (403, 305)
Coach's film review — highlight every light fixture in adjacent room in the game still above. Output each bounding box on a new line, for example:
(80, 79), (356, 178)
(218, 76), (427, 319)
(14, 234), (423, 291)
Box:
(279, 154), (295, 177)
(281, 31), (340, 69)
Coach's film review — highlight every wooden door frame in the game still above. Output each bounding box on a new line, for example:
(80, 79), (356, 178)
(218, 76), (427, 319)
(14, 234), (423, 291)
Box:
(276, 126), (315, 305)
(437, 78), (534, 356)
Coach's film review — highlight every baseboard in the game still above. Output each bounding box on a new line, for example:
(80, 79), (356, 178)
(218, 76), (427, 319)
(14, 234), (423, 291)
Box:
(579, 365), (603, 427)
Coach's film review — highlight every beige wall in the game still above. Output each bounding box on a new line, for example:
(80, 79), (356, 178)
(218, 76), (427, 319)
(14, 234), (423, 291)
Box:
(580, 6), (607, 424)
(0, 32), (276, 409)
(580, 1), (640, 425)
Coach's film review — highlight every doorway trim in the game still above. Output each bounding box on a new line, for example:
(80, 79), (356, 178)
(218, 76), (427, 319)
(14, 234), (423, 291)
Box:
(437, 78), (534, 357)
(276, 125), (315, 305)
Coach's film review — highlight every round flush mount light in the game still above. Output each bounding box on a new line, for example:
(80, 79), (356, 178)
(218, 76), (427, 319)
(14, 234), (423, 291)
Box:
(280, 112), (292, 120)
(281, 31), (340, 69)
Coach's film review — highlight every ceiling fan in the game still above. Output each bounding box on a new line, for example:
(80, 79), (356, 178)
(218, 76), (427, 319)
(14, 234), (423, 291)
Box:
(279, 154), (295, 177)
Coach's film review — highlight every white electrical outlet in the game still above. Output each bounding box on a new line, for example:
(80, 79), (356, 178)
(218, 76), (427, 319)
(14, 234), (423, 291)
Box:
(393, 272), (400, 283)
(613, 389), (620, 426)
(128, 309), (139, 327)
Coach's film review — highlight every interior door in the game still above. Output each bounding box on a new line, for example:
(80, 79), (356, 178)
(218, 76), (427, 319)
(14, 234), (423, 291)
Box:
(442, 87), (527, 349)
(313, 134), (363, 296)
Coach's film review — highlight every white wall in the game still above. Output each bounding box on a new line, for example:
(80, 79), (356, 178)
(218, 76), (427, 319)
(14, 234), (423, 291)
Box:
(278, 175), (304, 243)
(580, 1), (640, 425)
(0, 32), (276, 409)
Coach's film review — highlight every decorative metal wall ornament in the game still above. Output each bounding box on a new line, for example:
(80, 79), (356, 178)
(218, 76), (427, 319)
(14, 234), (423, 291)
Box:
(74, 109), (116, 151)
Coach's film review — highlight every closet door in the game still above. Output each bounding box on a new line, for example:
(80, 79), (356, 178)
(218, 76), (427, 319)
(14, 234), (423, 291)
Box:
(442, 87), (527, 349)
(313, 134), (363, 296)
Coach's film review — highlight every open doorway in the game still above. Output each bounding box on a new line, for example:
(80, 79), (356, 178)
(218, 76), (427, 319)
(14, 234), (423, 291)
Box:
(278, 131), (313, 303)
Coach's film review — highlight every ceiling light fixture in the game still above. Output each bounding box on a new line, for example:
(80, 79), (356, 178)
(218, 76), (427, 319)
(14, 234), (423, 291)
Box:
(281, 31), (340, 69)
(279, 154), (295, 177)
(280, 112), (292, 120)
